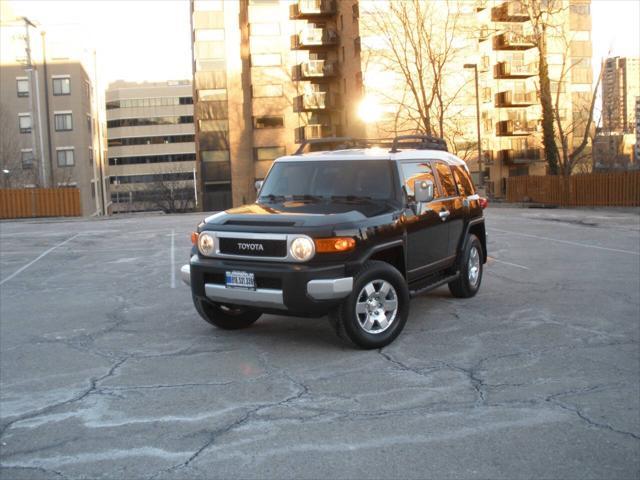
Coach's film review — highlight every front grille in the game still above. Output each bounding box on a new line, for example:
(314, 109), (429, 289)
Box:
(219, 237), (287, 257)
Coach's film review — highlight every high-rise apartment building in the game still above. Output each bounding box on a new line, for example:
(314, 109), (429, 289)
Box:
(105, 80), (197, 213)
(190, 0), (594, 207)
(601, 57), (640, 134)
(0, 14), (108, 215)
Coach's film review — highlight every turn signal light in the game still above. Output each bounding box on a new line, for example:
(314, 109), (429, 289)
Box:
(314, 237), (356, 253)
(190, 231), (198, 245)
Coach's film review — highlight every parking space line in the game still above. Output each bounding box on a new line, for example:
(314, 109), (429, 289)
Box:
(489, 228), (640, 256)
(488, 257), (529, 270)
(0, 233), (81, 286)
(170, 229), (176, 289)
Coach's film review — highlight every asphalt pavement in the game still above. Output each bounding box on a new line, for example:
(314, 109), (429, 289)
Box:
(0, 207), (639, 479)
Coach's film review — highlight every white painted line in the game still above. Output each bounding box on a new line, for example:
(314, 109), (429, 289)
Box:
(170, 229), (176, 289)
(0, 233), (81, 286)
(488, 257), (530, 270)
(490, 228), (640, 256)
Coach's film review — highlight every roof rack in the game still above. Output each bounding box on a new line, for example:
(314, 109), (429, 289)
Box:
(293, 134), (448, 155)
(389, 135), (448, 153)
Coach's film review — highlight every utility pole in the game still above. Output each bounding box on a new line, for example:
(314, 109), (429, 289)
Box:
(21, 17), (45, 187)
(464, 63), (484, 188)
(41, 30), (54, 187)
(92, 49), (106, 215)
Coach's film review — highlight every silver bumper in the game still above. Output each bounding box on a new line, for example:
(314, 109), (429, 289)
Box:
(205, 283), (284, 309)
(180, 264), (191, 286)
(307, 277), (353, 300)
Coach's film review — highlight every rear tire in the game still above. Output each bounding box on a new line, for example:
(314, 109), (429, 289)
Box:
(192, 295), (261, 330)
(448, 234), (483, 298)
(329, 261), (409, 349)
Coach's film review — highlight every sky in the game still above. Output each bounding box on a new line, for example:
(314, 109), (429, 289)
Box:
(3, 0), (639, 86)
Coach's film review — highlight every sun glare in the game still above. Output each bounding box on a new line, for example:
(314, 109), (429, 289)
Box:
(357, 96), (381, 124)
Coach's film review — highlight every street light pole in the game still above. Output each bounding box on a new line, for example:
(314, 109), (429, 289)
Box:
(464, 63), (483, 187)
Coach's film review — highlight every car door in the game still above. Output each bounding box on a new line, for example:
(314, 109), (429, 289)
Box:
(434, 161), (465, 258)
(399, 161), (451, 282)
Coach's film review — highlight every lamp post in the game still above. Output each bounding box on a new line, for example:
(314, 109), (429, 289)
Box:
(464, 63), (483, 187)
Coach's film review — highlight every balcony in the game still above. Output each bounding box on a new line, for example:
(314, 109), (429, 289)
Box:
(291, 26), (338, 50)
(491, 2), (529, 22)
(289, 0), (336, 19)
(493, 32), (535, 50)
(494, 61), (536, 79)
(294, 91), (341, 112)
(292, 60), (338, 81)
(495, 90), (536, 107)
(496, 120), (538, 136)
(295, 124), (333, 143)
(476, 0), (489, 11)
(496, 148), (541, 164)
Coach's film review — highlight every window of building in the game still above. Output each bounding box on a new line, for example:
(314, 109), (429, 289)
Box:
(199, 132), (228, 151)
(252, 84), (283, 98)
(199, 119), (229, 132)
(54, 112), (73, 131)
(108, 153), (196, 166)
(16, 78), (29, 97)
(195, 41), (225, 59)
(108, 134), (195, 147)
(18, 113), (32, 133)
(251, 53), (281, 67)
(201, 150), (230, 162)
(195, 29), (225, 41)
(57, 148), (75, 167)
(21, 149), (34, 169)
(198, 88), (227, 102)
(255, 146), (285, 161)
(352, 3), (359, 20)
(87, 115), (92, 134)
(107, 116), (194, 128)
(193, 0), (223, 11)
(52, 76), (71, 95)
(251, 23), (280, 36)
(89, 148), (93, 165)
(354, 37), (361, 56)
(253, 116), (284, 129)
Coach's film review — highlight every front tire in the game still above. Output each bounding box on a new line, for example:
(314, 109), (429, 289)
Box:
(448, 234), (483, 298)
(192, 295), (261, 330)
(330, 261), (410, 349)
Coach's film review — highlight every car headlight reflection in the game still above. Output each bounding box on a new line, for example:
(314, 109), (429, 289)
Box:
(290, 237), (315, 261)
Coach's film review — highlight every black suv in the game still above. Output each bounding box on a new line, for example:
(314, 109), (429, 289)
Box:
(182, 136), (487, 349)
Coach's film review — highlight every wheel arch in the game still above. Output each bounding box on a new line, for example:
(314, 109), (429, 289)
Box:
(364, 241), (406, 278)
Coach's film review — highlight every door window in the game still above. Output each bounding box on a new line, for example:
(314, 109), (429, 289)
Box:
(434, 163), (458, 198)
(400, 162), (439, 200)
(452, 166), (475, 197)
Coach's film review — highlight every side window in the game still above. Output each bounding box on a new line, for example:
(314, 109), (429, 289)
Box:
(435, 162), (458, 197)
(452, 166), (476, 197)
(400, 162), (440, 199)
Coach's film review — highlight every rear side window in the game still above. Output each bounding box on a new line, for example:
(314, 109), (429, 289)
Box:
(452, 166), (475, 197)
(435, 162), (458, 197)
(400, 162), (440, 199)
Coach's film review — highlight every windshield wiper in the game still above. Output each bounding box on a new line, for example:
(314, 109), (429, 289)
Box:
(290, 194), (325, 202)
(259, 194), (287, 203)
(330, 195), (374, 202)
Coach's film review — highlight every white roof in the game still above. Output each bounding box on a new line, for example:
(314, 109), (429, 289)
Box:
(275, 148), (467, 166)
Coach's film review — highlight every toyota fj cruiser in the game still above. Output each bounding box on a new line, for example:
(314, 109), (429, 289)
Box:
(182, 135), (487, 349)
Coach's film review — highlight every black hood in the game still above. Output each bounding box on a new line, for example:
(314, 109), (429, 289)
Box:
(204, 200), (398, 229)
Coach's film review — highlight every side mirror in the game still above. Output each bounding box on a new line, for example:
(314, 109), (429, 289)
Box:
(254, 180), (263, 193)
(414, 179), (434, 203)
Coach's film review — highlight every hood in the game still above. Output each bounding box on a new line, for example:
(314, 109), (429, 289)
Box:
(204, 200), (397, 229)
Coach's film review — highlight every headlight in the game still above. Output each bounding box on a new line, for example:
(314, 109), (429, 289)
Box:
(290, 237), (315, 261)
(198, 232), (215, 256)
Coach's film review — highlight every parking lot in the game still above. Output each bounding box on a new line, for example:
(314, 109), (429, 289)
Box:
(0, 207), (638, 479)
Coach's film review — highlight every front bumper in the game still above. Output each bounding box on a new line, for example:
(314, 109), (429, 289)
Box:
(182, 256), (354, 316)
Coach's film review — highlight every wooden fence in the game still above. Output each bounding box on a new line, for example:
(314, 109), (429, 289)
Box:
(0, 188), (81, 219)
(506, 172), (640, 207)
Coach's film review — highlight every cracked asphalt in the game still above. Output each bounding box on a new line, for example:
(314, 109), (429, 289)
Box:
(0, 207), (639, 479)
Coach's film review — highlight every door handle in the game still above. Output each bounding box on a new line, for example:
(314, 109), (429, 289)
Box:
(439, 209), (450, 221)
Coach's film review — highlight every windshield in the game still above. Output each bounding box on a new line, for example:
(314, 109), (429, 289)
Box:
(259, 160), (395, 202)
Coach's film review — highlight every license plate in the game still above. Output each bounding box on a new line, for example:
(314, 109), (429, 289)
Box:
(225, 270), (255, 290)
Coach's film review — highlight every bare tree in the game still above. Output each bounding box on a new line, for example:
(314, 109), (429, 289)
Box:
(0, 103), (37, 188)
(361, 0), (471, 138)
(141, 163), (196, 213)
(550, 31), (602, 176)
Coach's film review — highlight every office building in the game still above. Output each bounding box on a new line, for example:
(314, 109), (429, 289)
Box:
(190, 0), (594, 207)
(0, 11), (108, 215)
(106, 80), (196, 213)
(601, 57), (640, 134)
